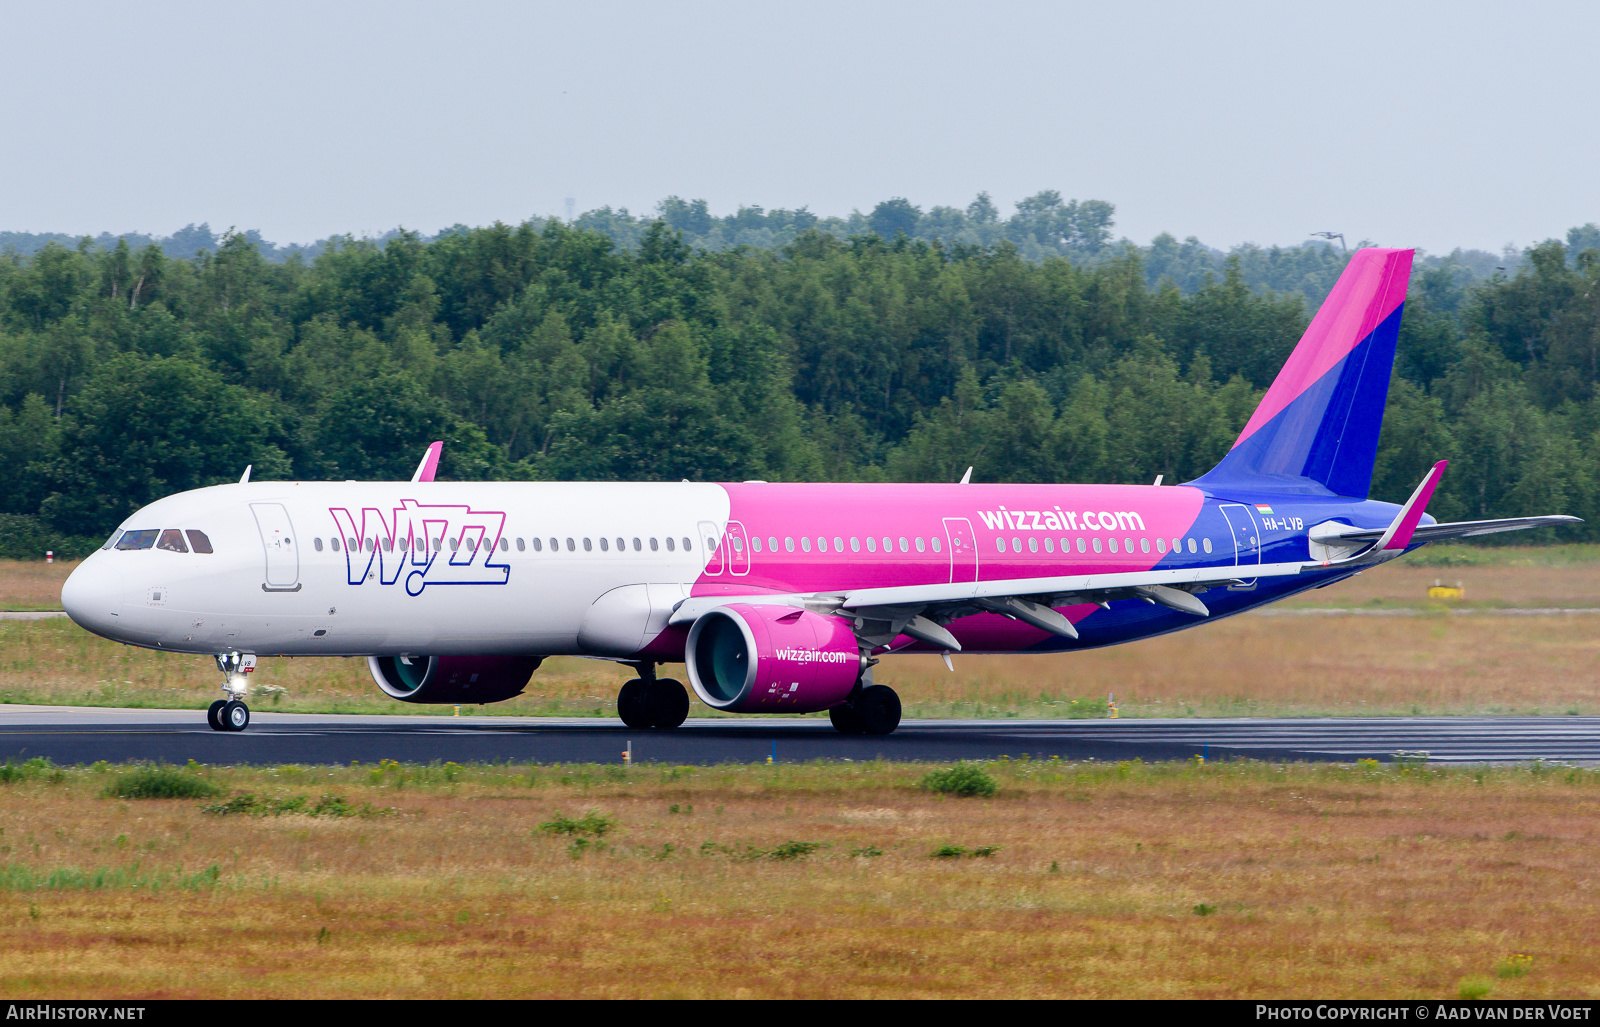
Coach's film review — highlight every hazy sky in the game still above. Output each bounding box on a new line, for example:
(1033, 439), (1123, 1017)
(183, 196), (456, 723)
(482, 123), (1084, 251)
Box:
(2, 1), (1595, 254)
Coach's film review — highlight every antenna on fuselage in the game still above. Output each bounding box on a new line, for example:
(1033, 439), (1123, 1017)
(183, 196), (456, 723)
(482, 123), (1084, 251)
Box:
(1153, 474), (1163, 486)
(959, 466), (973, 484)
(239, 465), (251, 484)
(411, 441), (443, 483)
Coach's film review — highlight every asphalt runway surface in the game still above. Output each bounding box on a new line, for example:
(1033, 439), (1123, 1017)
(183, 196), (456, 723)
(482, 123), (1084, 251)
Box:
(3, 705), (1599, 765)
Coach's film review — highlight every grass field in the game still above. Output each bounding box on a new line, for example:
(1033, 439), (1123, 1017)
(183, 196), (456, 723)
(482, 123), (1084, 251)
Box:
(3, 547), (1598, 719)
(0, 758), (1596, 999)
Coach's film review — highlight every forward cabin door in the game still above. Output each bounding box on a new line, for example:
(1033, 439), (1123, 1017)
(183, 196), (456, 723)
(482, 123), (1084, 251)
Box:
(1218, 504), (1261, 588)
(943, 517), (978, 584)
(251, 502), (302, 592)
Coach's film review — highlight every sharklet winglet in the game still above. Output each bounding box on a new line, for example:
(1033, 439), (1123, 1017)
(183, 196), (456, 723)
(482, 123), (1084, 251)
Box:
(1378, 460), (1447, 551)
(411, 441), (443, 483)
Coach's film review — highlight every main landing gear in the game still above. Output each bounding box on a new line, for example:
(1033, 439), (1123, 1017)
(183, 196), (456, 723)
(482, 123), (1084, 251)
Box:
(616, 665), (690, 729)
(829, 684), (902, 736)
(208, 653), (256, 732)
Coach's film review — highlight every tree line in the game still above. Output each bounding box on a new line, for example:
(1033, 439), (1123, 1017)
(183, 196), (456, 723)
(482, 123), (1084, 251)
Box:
(1, 212), (1597, 558)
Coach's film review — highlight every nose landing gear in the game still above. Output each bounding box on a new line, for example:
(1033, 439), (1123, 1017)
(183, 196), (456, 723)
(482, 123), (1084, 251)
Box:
(209, 653), (256, 732)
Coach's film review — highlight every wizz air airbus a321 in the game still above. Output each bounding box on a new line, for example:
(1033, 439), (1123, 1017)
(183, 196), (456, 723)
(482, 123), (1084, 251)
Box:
(61, 249), (1578, 734)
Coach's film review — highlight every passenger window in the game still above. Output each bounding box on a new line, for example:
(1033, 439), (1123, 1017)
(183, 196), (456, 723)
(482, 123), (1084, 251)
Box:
(815, 537), (826, 553)
(1125, 538), (1133, 553)
(1173, 538), (1182, 552)
(1140, 538), (1150, 554)
(650, 538), (659, 551)
(1044, 538), (1053, 553)
(348, 537), (358, 551)
(384, 538), (393, 552)
(834, 537), (844, 552)
(732, 536), (744, 553)
(516, 538), (525, 552)
(767, 537), (777, 551)
(185, 530), (212, 553)
(899, 537), (909, 553)
(882, 538), (891, 553)
(617, 537), (625, 551)
(531, 538), (541, 552)
(932, 537), (941, 553)
(752, 537), (763, 553)
(916, 537), (926, 553)
(314, 538), (324, 552)
(500, 538), (509, 552)
(1093, 538), (1102, 554)
(1109, 538), (1118, 554)
(1157, 538), (1166, 554)
(1203, 538), (1213, 554)
(157, 529), (189, 553)
(850, 537), (860, 552)
(600, 537), (609, 551)
(549, 538), (558, 552)
(682, 537), (692, 551)
(866, 537), (876, 553)
(665, 537), (675, 552)
(633, 538), (642, 551)
(567, 538), (576, 552)
(1187, 538), (1197, 554)
(1026, 537), (1036, 553)
(995, 538), (1006, 554)
(801, 537), (811, 553)
(583, 538), (593, 552)
(331, 537), (341, 552)
(1011, 538), (1021, 553)
(785, 537), (794, 552)
(1074, 537), (1085, 553)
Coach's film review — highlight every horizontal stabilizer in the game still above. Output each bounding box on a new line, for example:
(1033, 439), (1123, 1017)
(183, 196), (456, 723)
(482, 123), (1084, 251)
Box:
(1313, 514), (1582, 546)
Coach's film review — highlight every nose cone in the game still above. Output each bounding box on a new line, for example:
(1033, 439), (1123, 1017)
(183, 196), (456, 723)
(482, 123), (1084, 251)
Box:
(61, 556), (122, 640)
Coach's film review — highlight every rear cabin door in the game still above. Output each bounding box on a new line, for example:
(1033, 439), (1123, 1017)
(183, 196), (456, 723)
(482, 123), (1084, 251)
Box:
(251, 502), (302, 592)
(1218, 504), (1261, 588)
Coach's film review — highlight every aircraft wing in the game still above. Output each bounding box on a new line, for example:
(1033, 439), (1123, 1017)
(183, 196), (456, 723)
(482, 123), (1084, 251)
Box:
(667, 559), (1308, 650)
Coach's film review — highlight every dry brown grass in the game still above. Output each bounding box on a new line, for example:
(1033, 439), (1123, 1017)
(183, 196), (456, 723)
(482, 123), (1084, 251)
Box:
(0, 559), (77, 611)
(4, 549), (1597, 718)
(1, 759), (1597, 998)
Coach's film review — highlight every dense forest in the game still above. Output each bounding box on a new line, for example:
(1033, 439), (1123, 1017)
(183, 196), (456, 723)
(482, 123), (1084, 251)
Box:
(2, 198), (1598, 557)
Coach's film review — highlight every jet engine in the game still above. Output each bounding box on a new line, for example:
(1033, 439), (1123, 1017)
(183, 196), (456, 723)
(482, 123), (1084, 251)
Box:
(368, 654), (543, 704)
(685, 604), (863, 714)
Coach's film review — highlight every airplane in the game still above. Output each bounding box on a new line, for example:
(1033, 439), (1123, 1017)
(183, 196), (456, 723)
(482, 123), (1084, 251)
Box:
(61, 248), (1578, 734)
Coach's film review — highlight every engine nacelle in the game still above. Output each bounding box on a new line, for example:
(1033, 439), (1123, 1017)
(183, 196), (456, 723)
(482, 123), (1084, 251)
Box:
(685, 604), (863, 713)
(368, 654), (543, 704)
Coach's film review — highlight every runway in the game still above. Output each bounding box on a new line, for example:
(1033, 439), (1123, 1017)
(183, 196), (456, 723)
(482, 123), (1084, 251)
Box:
(2, 705), (1598, 765)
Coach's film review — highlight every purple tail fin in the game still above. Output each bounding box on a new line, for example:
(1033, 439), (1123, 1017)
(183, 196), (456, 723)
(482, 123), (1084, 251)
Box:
(1191, 248), (1414, 499)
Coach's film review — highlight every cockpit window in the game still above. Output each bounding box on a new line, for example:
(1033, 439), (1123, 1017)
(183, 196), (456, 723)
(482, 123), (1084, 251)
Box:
(186, 530), (214, 554)
(101, 530), (120, 550)
(157, 529), (189, 553)
(115, 529), (159, 550)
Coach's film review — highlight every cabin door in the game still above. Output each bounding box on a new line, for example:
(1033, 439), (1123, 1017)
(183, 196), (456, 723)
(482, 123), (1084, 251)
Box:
(1218, 504), (1261, 588)
(251, 502), (302, 592)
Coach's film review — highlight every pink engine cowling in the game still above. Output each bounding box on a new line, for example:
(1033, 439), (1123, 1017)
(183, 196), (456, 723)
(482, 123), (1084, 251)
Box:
(685, 604), (863, 713)
(368, 654), (543, 704)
